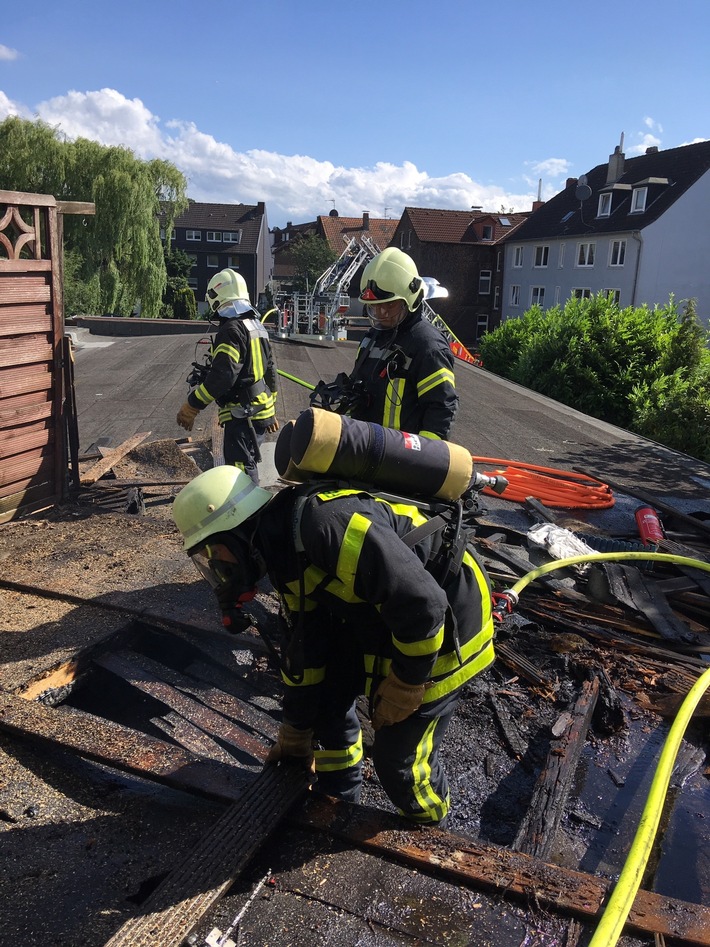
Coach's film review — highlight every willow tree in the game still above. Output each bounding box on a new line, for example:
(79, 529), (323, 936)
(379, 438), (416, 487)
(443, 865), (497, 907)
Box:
(0, 116), (188, 317)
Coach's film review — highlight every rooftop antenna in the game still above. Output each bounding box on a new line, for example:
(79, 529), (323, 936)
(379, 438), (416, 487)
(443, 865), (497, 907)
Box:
(384, 206), (391, 218)
(329, 198), (337, 210)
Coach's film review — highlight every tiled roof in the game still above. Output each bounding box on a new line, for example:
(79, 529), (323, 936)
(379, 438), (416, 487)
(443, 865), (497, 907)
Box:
(167, 201), (267, 253)
(511, 140), (710, 242)
(318, 214), (399, 253)
(404, 207), (530, 244)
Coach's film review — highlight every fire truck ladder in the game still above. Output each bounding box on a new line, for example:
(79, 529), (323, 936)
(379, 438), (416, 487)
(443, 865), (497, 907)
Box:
(421, 299), (480, 366)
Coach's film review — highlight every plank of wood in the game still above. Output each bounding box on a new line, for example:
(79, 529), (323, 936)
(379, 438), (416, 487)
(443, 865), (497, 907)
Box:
(293, 796), (710, 946)
(210, 410), (225, 466)
(103, 765), (309, 947)
(513, 677), (599, 858)
(79, 431), (152, 484)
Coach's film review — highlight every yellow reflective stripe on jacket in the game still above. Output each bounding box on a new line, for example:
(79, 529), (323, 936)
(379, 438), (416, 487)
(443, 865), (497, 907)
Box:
(383, 378), (405, 429)
(194, 383), (214, 406)
(423, 637), (495, 703)
(393, 624), (444, 658)
(406, 719), (450, 822)
(418, 431), (441, 440)
(212, 342), (242, 364)
(337, 512), (370, 587)
(250, 336), (265, 379)
(315, 733), (363, 772)
(280, 665), (326, 686)
(417, 367), (454, 397)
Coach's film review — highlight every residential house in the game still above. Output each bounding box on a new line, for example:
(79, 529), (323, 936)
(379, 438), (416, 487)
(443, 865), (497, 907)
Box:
(502, 140), (710, 325)
(390, 208), (530, 347)
(164, 200), (272, 314)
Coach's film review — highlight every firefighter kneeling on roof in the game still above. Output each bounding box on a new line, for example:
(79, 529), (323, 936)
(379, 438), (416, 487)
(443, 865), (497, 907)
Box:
(172, 465), (495, 826)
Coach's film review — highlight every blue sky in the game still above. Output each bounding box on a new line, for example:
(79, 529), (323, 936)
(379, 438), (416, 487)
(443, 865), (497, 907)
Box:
(1, 0), (708, 228)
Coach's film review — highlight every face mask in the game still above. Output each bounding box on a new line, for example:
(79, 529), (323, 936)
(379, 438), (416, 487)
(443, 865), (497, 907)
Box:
(190, 532), (264, 631)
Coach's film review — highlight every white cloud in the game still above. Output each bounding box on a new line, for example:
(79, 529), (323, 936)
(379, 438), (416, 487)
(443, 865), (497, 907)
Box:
(0, 44), (20, 62)
(643, 116), (663, 133)
(6, 86), (539, 225)
(628, 132), (662, 156)
(0, 89), (31, 119)
(525, 158), (571, 179)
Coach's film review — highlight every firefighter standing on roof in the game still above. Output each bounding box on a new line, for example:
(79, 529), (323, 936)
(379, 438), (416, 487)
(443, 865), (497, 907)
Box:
(343, 248), (458, 439)
(173, 466), (495, 826)
(176, 269), (278, 483)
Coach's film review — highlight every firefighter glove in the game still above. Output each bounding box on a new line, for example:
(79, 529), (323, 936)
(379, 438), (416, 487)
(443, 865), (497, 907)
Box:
(266, 722), (315, 770)
(177, 402), (200, 431)
(265, 418), (280, 434)
(371, 671), (426, 730)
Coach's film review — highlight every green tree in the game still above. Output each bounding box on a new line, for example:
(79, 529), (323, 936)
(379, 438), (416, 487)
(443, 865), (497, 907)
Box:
(479, 293), (710, 462)
(0, 116), (188, 318)
(289, 235), (338, 291)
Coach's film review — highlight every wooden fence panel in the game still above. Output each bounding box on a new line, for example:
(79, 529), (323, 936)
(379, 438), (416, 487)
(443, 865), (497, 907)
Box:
(0, 189), (65, 522)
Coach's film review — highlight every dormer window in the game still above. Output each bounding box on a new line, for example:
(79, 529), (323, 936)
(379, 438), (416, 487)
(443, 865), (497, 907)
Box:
(482, 225), (493, 240)
(630, 187), (648, 213)
(597, 193), (612, 217)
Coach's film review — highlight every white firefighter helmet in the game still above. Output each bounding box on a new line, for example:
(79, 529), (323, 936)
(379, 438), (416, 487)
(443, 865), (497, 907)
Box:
(359, 248), (424, 313)
(205, 269), (257, 315)
(172, 466), (272, 551)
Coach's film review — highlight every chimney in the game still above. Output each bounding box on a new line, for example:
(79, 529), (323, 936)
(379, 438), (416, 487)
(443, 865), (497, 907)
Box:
(256, 201), (265, 215)
(645, 145), (659, 154)
(606, 133), (626, 183)
(566, 178), (578, 189)
(531, 178), (545, 212)
(362, 212), (370, 230)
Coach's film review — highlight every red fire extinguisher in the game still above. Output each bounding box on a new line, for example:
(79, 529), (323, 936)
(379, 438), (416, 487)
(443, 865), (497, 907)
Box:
(635, 505), (665, 546)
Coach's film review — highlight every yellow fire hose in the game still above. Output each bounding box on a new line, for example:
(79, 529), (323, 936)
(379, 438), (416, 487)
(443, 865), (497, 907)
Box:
(493, 550), (710, 947)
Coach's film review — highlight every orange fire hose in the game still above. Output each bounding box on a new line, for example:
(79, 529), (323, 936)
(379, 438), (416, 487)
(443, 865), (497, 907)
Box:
(471, 456), (614, 509)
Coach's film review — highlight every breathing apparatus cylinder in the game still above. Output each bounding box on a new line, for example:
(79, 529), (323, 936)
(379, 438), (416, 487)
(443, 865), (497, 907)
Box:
(274, 407), (473, 501)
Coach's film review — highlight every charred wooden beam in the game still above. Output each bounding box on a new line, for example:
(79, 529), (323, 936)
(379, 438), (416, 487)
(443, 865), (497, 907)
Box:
(80, 432), (152, 485)
(93, 651), (271, 764)
(293, 796), (710, 946)
(513, 677), (599, 858)
(0, 691), (247, 803)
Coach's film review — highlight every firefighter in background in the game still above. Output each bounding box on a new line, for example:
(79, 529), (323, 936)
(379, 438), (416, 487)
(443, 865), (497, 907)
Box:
(176, 269), (278, 483)
(172, 466), (495, 826)
(336, 248), (458, 440)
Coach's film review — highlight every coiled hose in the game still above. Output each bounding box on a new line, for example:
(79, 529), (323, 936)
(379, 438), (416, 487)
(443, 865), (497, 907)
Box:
(493, 549), (710, 947)
(472, 456), (614, 509)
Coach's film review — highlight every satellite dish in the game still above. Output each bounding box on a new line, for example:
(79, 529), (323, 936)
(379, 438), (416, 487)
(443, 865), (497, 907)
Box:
(575, 183), (592, 201)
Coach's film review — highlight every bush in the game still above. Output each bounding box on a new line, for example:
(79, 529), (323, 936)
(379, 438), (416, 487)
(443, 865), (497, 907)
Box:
(480, 294), (710, 462)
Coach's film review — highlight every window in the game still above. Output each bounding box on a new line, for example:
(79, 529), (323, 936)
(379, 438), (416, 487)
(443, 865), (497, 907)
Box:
(598, 193), (612, 217)
(493, 287), (500, 310)
(400, 230), (412, 250)
(187, 253), (198, 267)
(572, 288), (592, 299)
(499, 217), (511, 227)
(226, 256), (240, 269)
(207, 254), (219, 268)
(482, 225), (493, 240)
(479, 270), (492, 294)
(576, 242), (596, 266)
(609, 239), (626, 266)
(187, 277), (198, 289)
(554, 286), (561, 306)
(531, 286), (545, 306)
(496, 251), (502, 272)
(223, 231), (241, 243)
(558, 243), (566, 268)
(630, 187), (647, 213)
(510, 284), (521, 306)
(534, 245), (549, 268)
(513, 246), (524, 268)
(477, 314), (489, 337)
(604, 289), (621, 305)
(186, 230), (201, 241)
(207, 231), (222, 242)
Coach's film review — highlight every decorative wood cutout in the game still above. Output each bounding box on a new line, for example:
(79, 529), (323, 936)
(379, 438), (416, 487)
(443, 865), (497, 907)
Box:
(0, 204), (39, 260)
